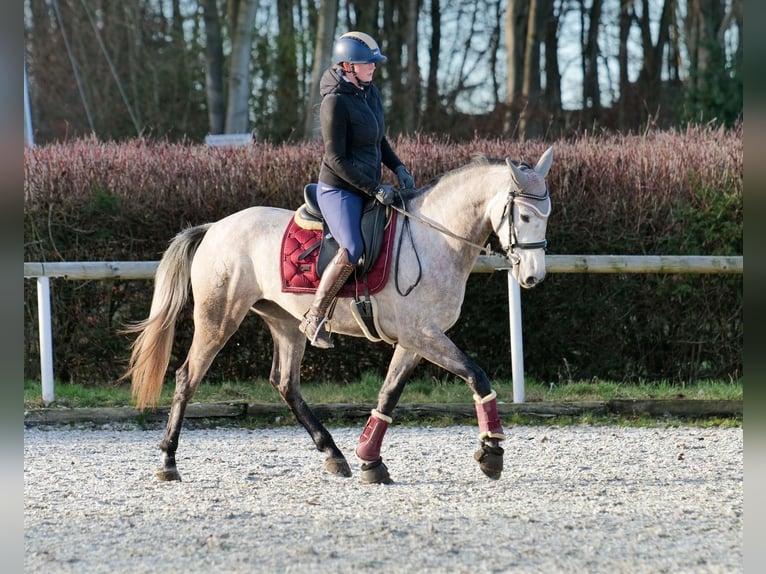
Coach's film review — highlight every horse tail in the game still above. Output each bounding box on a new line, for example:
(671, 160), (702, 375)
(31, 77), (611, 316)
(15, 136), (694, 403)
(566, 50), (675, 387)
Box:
(121, 223), (213, 410)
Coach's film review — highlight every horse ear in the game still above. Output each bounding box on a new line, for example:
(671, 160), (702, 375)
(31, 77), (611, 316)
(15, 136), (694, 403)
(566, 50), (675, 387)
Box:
(505, 157), (528, 187)
(534, 146), (554, 178)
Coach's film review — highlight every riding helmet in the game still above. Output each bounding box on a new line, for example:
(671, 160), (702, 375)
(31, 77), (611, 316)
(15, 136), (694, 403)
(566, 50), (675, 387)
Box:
(332, 31), (387, 64)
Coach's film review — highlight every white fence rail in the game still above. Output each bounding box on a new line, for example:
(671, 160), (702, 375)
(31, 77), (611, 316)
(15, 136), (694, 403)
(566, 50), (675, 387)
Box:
(24, 255), (743, 405)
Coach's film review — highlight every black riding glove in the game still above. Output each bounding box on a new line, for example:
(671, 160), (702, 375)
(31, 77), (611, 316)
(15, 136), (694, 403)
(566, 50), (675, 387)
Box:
(374, 184), (396, 205)
(395, 165), (416, 190)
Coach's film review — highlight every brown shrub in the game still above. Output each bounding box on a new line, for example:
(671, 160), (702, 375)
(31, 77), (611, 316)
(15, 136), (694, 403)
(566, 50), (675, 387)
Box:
(24, 126), (742, 387)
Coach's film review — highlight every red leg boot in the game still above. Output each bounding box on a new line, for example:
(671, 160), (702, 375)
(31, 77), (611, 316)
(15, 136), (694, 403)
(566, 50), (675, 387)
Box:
(355, 409), (393, 484)
(473, 390), (505, 480)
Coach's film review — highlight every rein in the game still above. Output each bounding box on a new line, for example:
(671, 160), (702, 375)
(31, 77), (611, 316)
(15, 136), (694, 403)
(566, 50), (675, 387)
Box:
(390, 201), (503, 296)
(390, 204), (499, 257)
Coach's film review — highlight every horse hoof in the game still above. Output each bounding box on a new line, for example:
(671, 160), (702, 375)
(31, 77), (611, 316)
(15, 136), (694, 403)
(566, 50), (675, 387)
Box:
(325, 457), (352, 477)
(360, 459), (393, 484)
(156, 468), (182, 482)
(474, 444), (504, 480)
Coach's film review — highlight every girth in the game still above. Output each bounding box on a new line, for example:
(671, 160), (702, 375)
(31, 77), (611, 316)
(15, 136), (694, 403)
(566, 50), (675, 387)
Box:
(295, 183), (391, 277)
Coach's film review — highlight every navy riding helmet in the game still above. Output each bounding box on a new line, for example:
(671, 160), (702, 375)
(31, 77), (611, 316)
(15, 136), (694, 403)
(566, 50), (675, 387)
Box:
(332, 31), (387, 65)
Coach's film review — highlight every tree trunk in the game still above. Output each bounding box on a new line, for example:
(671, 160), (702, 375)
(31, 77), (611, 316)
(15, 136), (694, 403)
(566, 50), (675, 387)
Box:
(487, 0), (503, 109)
(224, 0), (258, 134)
(582, 0), (602, 111)
(424, 0), (441, 128)
(347, 0), (377, 31)
(402, 0), (420, 133)
(618, 0), (632, 130)
(684, 0), (726, 87)
(543, 0), (562, 135)
(201, 0), (225, 134)
(520, 0), (543, 140)
(637, 0), (673, 115)
(303, 0), (338, 140)
(504, 0), (527, 135)
(275, 0), (300, 140)
(381, 0), (402, 131)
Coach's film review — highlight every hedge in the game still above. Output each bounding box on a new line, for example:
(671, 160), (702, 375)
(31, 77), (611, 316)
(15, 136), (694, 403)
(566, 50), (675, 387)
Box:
(24, 126), (743, 386)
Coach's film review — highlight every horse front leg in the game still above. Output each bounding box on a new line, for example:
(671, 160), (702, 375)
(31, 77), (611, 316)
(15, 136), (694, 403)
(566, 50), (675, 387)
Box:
(355, 346), (423, 484)
(404, 331), (506, 480)
(258, 304), (351, 477)
(472, 390), (505, 480)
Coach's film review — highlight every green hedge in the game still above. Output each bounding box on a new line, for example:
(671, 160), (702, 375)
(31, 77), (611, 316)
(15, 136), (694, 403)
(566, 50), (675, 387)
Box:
(24, 127), (743, 386)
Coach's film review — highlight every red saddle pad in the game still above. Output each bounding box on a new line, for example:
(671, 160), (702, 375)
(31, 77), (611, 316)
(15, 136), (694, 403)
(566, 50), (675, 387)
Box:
(280, 211), (397, 297)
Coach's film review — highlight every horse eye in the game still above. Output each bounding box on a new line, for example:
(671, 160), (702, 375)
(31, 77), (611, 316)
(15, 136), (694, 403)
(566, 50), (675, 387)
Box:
(520, 214), (530, 223)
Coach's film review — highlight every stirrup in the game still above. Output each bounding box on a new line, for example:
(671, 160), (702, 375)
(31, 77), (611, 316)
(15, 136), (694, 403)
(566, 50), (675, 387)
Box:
(300, 315), (333, 349)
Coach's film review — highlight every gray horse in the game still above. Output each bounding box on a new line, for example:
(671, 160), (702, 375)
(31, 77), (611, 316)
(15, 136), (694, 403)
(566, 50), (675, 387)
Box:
(123, 146), (554, 484)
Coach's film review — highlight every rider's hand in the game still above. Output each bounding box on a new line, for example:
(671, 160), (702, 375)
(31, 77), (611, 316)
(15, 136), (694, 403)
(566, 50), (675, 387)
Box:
(374, 184), (396, 205)
(395, 165), (416, 190)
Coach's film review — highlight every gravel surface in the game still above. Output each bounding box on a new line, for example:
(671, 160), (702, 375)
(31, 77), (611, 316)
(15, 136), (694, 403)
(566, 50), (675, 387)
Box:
(24, 423), (742, 573)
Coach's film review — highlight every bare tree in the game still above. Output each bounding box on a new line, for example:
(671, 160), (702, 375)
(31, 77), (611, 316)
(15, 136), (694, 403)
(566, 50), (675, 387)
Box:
(201, 0), (226, 134)
(682, 0), (741, 124)
(25, 0), (743, 143)
(504, 0), (528, 135)
(274, 0), (301, 140)
(303, 0), (338, 140)
(581, 0), (603, 111)
(635, 0), (673, 115)
(617, 0), (632, 129)
(382, 0), (421, 134)
(519, 0), (545, 139)
(543, 0), (563, 129)
(347, 0), (378, 31)
(225, 0), (258, 133)
(402, 0), (421, 133)
(423, 0), (441, 127)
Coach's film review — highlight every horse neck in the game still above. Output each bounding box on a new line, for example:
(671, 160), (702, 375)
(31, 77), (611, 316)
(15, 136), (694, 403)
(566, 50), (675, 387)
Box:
(414, 164), (505, 249)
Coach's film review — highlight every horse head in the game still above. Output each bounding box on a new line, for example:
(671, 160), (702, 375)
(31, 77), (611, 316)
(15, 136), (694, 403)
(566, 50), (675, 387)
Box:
(493, 146), (553, 288)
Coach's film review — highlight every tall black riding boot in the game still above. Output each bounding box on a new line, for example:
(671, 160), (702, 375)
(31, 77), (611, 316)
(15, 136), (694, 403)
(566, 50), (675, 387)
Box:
(299, 248), (355, 348)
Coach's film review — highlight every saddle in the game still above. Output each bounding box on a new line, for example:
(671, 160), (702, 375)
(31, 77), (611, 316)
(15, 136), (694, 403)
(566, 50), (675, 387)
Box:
(294, 183), (391, 277)
(286, 184), (397, 344)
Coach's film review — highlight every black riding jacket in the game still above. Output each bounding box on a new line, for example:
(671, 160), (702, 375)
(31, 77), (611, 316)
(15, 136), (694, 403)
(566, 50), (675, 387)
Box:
(318, 67), (404, 196)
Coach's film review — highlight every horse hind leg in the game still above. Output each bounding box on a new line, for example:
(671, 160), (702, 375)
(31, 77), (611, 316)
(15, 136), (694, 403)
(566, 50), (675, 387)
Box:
(156, 287), (254, 481)
(156, 359), (196, 481)
(255, 301), (351, 478)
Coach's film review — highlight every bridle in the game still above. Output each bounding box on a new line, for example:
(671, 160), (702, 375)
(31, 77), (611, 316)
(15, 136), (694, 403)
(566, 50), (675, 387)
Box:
(500, 159), (550, 265)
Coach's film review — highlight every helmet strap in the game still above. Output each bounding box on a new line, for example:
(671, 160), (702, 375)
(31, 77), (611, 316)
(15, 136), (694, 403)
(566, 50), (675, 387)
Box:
(343, 63), (370, 88)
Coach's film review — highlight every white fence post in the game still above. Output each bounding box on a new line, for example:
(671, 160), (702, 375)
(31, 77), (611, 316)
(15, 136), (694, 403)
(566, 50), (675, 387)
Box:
(36, 277), (55, 404)
(507, 272), (525, 403)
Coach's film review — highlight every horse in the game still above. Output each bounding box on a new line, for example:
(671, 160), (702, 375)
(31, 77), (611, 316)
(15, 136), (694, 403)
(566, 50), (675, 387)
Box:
(123, 146), (554, 484)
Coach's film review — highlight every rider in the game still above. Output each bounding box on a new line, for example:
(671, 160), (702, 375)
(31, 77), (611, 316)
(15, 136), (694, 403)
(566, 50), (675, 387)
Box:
(300, 31), (416, 349)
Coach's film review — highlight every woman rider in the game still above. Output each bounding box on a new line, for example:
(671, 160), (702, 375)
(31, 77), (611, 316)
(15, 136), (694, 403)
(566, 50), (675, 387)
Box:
(300, 31), (416, 349)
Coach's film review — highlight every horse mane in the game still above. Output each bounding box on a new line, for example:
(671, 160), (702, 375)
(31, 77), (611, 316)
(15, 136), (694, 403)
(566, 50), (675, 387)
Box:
(400, 153), (516, 202)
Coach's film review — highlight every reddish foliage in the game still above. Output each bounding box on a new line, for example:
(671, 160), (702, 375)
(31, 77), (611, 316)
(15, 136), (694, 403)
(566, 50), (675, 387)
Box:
(24, 127), (742, 385)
